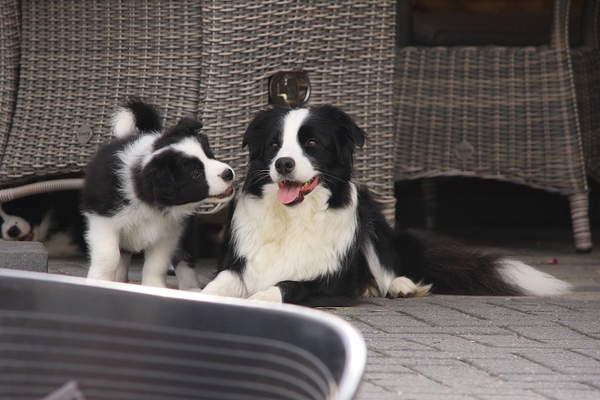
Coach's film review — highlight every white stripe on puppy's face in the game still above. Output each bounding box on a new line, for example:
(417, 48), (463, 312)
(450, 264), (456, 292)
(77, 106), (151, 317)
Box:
(171, 137), (235, 198)
(269, 108), (316, 184)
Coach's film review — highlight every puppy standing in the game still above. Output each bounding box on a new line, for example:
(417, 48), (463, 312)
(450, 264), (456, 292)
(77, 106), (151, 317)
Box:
(81, 100), (234, 287)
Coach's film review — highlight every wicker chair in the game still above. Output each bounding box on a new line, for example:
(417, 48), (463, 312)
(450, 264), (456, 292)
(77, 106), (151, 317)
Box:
(572, 0), (600, 185)
(199, 0), (397, 220)
(0, 0), (397, 221)
(394, 0), (594, 252)
(0, 0), (206, 205)
(0, 0), (20, 186)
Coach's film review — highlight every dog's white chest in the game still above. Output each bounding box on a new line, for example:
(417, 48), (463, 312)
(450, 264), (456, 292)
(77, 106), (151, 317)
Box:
(232, 184), (358, 293)
(113, 205), (180, 252)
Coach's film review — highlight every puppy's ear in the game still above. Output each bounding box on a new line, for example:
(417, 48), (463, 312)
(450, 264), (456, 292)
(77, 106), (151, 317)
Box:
(165, 117), (203, 138)
(154, 117), (204, 151)
(150, 165), (177, 203)
(138, 154), (177, 205)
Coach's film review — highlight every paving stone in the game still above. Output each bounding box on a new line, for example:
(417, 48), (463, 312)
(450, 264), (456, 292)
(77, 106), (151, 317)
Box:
(460, 334), (545, 348)
(495, 373), (577, 383)
(365, 358), (416, 374)
(468, 389), (550, 399)
(398, 334), (503, 355)
(514, 349), (600, 373)
(462, 356), (554, 375)
(572, 348), (600, 359)
(0, 241), (47, 272)
(409, 362), (506, 389)
(531, 388), (600, 400)
(505, 325), (593, 342)
(353, 381), (399, 400)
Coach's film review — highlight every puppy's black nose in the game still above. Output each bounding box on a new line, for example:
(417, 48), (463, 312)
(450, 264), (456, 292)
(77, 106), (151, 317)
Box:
(220, 168), (234, 182)
(275, 157), (295, 175)
(7, 225), (20, 238)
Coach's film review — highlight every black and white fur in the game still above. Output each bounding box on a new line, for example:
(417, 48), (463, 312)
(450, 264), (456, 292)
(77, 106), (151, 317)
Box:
(202, 105), (572, 306)
(81, 100), (234, 287)
(0, 191), (86, 257)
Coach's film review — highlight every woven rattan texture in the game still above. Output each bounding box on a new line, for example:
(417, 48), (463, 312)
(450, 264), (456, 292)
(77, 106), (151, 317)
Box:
(0, 1), (202, 186)
(200, 0), (397, 220)
(394, 0), (593, 250)
(394, 45), (587, 194)
(394, 0), (588, 196)
(0, 0), (20, 162)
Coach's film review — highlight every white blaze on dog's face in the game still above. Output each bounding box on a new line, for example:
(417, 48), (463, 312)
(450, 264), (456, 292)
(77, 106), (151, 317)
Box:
(0, 211), (32, 241)
(242, 105), (366, 209)
(171, 137), (235, 202)
(269, 108), (320, 205)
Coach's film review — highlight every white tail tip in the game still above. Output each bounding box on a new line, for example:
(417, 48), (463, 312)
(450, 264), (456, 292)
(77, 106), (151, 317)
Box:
(112, 108), (137, 138)
(499, 259), (572, 296)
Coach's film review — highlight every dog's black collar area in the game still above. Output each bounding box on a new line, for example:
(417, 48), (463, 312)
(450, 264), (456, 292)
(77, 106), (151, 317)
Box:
(276, 175), (320, 206)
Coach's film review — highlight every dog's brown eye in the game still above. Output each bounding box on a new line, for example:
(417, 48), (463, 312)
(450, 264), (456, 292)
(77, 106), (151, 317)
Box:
(192, 168), (201, 178)
(306, 139), (318, 147)
(270, 142), (279, 148)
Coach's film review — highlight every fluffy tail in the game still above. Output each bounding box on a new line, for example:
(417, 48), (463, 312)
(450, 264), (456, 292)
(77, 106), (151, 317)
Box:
(396, 229), (572, 296)
(112, 98), (162, 138)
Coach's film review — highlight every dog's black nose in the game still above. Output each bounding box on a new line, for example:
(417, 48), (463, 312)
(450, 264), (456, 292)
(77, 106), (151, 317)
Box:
(275, 157), (295, 175)
(7, 225), (21, 238)
(220, 168), (234, 182)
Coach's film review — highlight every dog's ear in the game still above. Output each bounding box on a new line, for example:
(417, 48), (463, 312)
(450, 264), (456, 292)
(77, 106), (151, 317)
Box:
(138, 154), (177, 205)
(311, 105), (366, 169)
(243, 107), (288, 159)
(165, 117), (203, 138)
(151, 165), (177, 203)
(346, 119), (366, 149)
(154, 117), (204, 151)
(242, 110), (270, 157)
(326, 105), (366, 149)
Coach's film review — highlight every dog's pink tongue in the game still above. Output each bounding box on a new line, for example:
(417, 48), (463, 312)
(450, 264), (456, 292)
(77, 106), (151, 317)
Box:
(277, 182), (302, 204)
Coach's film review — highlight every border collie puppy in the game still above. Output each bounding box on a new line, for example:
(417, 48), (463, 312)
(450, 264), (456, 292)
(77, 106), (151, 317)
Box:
(0, 191), (86, 257)
(81, 100), (234, 287)
(201, 105), (572, 306)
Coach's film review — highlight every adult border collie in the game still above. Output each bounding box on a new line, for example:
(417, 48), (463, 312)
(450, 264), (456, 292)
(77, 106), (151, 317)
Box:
(81, 100), (234, 287)
(201, 105), (572, 306)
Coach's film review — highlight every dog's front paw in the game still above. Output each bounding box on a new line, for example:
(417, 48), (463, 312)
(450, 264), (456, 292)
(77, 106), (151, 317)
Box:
(387, 276), (431, 298)
(201, 270), (247, 298)
(248, 286), (283, 303)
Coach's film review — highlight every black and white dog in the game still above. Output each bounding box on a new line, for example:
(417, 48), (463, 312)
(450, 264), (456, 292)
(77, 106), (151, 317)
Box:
(0, 191), (86, 257)
(202, 105), (572, 306)
(81, 100), (235, 287)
